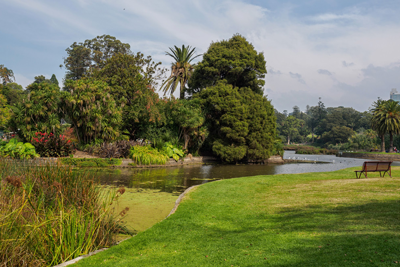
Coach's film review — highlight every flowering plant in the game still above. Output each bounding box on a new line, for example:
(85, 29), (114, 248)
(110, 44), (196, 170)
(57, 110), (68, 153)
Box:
(31, 132), (74, 157)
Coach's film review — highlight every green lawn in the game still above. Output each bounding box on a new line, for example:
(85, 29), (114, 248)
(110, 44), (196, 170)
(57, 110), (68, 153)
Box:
(75, 167), (400, 266)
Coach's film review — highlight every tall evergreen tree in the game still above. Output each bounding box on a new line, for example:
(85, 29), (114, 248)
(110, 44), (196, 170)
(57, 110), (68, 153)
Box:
(197, 82), (275, 163)
(189, 34), (267, 95)
(50, 74), (59, 87)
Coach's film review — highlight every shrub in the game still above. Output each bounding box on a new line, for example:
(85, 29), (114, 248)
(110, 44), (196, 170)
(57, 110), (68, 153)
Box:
(0, 138), (39, 159)
(98, 140), (140, 158)
(129, 145), (169, 165)
(161, 142), (184, 161)
(31, 132), (74, 157)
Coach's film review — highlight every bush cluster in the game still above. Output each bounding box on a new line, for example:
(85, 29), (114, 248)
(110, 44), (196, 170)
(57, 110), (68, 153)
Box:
(31, 132), (74, 157)
(0, 138), (39, 159)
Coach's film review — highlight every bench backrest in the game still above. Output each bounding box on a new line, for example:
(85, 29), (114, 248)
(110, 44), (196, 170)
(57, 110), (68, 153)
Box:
(362, 161), (392, 172)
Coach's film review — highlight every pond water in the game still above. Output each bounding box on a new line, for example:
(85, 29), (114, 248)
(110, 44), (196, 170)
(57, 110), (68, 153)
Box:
(88, 151), (399, 194)
(84, 151), (400, 231)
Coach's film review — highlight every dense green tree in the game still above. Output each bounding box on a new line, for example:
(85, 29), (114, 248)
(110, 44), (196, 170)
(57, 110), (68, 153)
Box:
(0, 65), (15, 85)
(280, 116), (303, 144)
(306, 98), (327, 142)
(321, 126), (353, 144)
(92, 53), (166, 139)
(0, 82), (25, 106)
(64, 35), (131, 81)
(197, 82), (275, 163)
(0, 93), (10, 129)
(292, 106), (301, 118)
(64, 44), (91, 81)
(189, 34), (267, 95)
(164, 99), (205, 150)
(61, 79), (122, 144)
(161, 45), (201, 99)
(9, 82), (61, 140)
(358, 111), (373, 130)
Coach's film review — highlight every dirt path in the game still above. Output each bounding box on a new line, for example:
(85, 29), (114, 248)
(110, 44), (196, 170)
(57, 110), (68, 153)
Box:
(73, 151), (99, 158)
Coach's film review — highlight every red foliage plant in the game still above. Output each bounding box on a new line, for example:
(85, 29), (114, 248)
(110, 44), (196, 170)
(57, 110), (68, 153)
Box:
(31, 132), (75, 157)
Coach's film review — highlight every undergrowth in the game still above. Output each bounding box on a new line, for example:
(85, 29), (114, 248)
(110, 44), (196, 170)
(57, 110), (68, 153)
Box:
(60, 158), (122, 167)
(0, 161), (129, 266)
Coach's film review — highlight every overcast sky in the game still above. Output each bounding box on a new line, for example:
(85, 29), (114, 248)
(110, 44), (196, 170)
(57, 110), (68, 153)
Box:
(1, 0), (399, 112)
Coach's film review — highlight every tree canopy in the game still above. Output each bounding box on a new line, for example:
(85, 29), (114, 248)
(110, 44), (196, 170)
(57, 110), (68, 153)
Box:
(0, 82), (25, 106)
(92, 53), (165, 139)
(197, 82), (275, 162)
(64, 35), (131, 81)
(189, 34), (267, 95)
(62, 79), (122, 144)
(9, 81), (61, 141)
(0, 65), (15, 85)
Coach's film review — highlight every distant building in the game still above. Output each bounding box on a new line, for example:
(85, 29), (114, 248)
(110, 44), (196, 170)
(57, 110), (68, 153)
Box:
(390, 88), (400, 102)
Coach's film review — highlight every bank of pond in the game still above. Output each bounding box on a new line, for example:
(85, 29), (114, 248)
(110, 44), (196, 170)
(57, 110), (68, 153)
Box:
(1, 152), (400, 266)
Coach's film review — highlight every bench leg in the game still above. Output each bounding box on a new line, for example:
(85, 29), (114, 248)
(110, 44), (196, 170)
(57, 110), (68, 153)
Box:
(382, 169), (392, 178)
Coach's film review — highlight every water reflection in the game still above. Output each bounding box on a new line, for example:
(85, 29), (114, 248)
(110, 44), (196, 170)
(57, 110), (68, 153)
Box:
(81, 151), (400, 194)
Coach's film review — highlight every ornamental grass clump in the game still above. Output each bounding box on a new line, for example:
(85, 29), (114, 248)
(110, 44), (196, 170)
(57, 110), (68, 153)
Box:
(129, 145), (169, 165)
(0, 161), (129, 267)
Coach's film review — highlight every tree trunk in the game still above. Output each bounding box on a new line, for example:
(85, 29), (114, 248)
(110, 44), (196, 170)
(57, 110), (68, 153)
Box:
(74, 126), (81, 144)
(311, 131), (314, 143)
(287, 135), (290, 145)
(389, 133), (394, 153)
(380, 134), (385, 152)
(183, 128), (190, 150)
(180, 88), (185, 100)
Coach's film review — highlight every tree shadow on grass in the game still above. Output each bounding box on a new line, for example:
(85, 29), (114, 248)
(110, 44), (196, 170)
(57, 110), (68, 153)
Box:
(196, 200), (400, 266)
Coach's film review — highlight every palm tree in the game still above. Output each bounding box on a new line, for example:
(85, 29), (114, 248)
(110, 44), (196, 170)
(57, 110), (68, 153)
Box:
(372, 100), (400, 153)
(161, 45), (201, 99)
(371, 99), (387, 152)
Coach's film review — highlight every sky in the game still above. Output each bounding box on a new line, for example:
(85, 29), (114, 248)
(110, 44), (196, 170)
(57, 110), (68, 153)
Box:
(1, 0), (400, 112)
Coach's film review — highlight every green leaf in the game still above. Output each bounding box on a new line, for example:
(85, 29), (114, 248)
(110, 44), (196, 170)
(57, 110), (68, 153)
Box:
(172, 154), (179, 162)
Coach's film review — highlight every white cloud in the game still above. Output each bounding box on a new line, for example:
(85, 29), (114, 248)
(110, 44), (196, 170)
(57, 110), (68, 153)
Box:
(2, 0), (400, 112)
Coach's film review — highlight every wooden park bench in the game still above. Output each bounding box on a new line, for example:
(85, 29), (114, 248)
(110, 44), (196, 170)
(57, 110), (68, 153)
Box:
(355, 161), (392, 179)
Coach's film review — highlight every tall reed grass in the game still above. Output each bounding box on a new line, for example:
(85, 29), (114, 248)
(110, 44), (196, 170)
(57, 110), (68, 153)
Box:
(0, 160), (127, 267)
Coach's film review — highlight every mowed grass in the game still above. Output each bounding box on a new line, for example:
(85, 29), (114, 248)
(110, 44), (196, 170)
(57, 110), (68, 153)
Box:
(75, 167), (400, 266)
